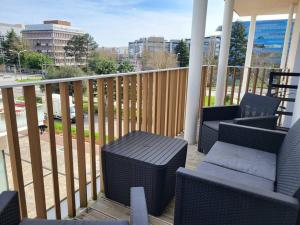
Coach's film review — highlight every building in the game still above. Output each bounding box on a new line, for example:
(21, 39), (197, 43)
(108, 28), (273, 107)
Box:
(242, 19), (288, 67)
(22, 20), (84, 66)
(0, 22), (24, 55)
(128, 37), (166, 59)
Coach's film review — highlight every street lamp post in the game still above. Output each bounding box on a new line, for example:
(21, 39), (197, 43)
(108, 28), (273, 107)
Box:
(9, 49), (27, 74)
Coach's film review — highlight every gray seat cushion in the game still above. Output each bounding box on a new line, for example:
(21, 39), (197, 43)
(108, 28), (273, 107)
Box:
(196, 162), (274, 191)
(203, 120), (234, 131)
(20, 219), (129, 225)
(204, 141), (276, 181)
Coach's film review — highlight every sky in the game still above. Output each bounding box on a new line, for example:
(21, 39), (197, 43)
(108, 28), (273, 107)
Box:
(0, 0), (289, 47)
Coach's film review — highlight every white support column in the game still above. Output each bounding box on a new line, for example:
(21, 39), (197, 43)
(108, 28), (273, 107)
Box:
(215, 0), (235, 106)
(284, 3), (300, 127)
(240, 15), (256, 96)
(280, 4), (295, 69)
(184, 0), (208, 144)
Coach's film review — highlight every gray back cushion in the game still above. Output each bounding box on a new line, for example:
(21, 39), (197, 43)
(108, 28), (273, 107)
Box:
(276, 119), (300, 199)
(239, 93), (281, 118)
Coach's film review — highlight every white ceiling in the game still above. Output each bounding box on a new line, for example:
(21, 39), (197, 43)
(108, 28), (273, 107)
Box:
(234, 0), (299, 16)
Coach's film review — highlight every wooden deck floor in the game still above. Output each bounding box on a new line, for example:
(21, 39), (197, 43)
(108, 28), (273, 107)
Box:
(76, 140), (204, 225)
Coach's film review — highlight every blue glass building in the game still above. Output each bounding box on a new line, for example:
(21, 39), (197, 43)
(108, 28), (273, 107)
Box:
(242, 19), (288, 66)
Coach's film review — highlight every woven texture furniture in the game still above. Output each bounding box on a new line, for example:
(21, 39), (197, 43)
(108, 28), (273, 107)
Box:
(174, 120), (300, 225)
(102, 131), (187, 216)
(198, 93), (281, 154)
(0, 187), (149, 225)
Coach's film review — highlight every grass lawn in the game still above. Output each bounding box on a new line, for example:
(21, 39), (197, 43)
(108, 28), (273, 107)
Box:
(53, 121), (110, 143)
(16, 76), (42, 83)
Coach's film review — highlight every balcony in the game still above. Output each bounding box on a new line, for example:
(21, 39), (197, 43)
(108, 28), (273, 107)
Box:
(0, 65), (284, 222)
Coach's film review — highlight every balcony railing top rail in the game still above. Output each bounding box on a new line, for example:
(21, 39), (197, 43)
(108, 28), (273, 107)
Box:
(0, 67), (188, 89)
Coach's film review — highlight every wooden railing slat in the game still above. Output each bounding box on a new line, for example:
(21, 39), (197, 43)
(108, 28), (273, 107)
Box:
(87, 80), (97, 200)
(23, 85), (46, 218)
(174, 69), (181, 135)
(131, 75), (137, 131)
(116, 77), (122, 138)
(141, 73), (148, 131)
(230, 68), (237, 104)
(167, 70), (176, 137)
(260, 69), (266, 96)
(177, 70), (183, 133)
(137, 74), (142, 131)
(123, 76), (130, 135)
(2, 88), (27, 218)
(59, 82), (76, 217)
(73, 81), (87, 207)
(237, 68), (243, 104)
(152, 72), (158, 133)
(97, 78), (105, 193)
(164, 71), (170, 136)
(208, 66), (214, 106)
(156, 72), (162, 135)
(252, 68), (259, 94)
(107, 78), (115, 142)
(147, 73), (153, 132)
(45, 84), (61, 219)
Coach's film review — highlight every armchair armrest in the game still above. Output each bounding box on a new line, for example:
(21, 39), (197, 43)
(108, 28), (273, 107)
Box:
(0, 191), (21, 225)
(233, 115), (278, 129)
(174, 168), (299, 225)
(218, 122), (286, 154)
(201, 105), (239, 122)
(130, 187), (149, 225)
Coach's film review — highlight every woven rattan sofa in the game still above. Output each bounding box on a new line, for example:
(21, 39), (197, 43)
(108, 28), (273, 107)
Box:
(198, 93), (281, 154)
(0, 187), (149, 225)
(175, 120), (300, 225)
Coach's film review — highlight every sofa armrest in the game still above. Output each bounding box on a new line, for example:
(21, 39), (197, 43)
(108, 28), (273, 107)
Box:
(130, 187), (149, 225)
(201, 105), (239, 122)
(233, 115), (278, 129)
(174, 168), (299, 225)
(0, 191), (21, 225)
(218, 122), (286, 154)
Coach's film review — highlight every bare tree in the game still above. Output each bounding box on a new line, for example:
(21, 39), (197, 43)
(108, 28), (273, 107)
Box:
(141, 50), (177, 70)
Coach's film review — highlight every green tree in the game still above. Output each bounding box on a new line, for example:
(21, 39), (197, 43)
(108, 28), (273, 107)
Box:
(118, 60), (134, 73)
(1, 29), (23, 65)
(64, 33), (98, 65)
(21, 51), (53, 70)
(175, 40), (189, 67)
(41, 66), (85, 95)
(229, 22), (247, 66)
(89, 56), (117, 74)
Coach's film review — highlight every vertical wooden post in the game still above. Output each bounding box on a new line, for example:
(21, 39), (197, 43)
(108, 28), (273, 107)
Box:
(73, 81), (87, 207)
(175, 69), (181, 135)
(137, 74), (142, 131)
(142, 73), (148, 131)
(147, 73), (153, 132)
(23, 85), (46, 218)
(230, 67), (237, 104)
(131, 75), (137, 131)
(156, 72), (162, 135)
(87, 80), (96, 200)
(59, 82), (75, 217)
(252, 68), (259, 94)
(208, 66), (214, 106)
(164, 71), (170, 136)
(167, 70), (176, 137)
(152, 72), (158, 133)
(123, 76), (130, 135)
(97, 79), (105, 193)
(2, 88), (27, 218)
(45, 84), (61, 219)
(107, 78), (115, 142)
(245, 67), (252, 94)
(224, 68), (230, 105)
(237, 68), (244, 104)
(260, 69), (266, 96)
(116, 77), (122, 138)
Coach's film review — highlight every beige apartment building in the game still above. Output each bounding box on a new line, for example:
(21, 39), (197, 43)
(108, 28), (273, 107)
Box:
(22, 20), (84, 66)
